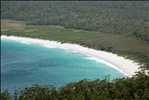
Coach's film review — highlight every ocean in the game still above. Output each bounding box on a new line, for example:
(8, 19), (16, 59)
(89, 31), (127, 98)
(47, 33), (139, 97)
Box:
(1, 38), (125, 93)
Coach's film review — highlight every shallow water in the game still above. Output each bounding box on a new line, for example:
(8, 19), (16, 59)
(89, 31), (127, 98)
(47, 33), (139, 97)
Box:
(1, 39), (125, 93)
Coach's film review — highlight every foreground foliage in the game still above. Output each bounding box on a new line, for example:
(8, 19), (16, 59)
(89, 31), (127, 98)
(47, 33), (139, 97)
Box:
(1, 70), (149, 100)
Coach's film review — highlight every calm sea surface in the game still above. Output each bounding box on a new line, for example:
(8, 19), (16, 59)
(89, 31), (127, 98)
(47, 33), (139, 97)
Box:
(1, 39), (124, 93)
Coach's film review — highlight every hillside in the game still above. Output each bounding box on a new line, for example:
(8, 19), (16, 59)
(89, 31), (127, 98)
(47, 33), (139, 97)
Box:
(1, 1), (149, 35)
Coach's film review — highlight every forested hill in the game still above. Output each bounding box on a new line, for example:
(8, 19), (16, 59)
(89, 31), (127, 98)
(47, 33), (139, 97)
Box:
(1, 1), (149, 35)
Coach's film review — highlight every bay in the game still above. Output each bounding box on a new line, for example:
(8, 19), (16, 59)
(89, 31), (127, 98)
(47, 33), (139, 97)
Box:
(1, 39), (124, 93)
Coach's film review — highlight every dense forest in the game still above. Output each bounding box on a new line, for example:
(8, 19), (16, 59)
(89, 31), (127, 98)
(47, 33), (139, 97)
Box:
(1, 70), (149, 100)
(1, 1), (149, 36)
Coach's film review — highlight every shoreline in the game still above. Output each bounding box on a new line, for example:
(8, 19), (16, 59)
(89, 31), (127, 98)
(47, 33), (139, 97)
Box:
(1, 35), (140, 77)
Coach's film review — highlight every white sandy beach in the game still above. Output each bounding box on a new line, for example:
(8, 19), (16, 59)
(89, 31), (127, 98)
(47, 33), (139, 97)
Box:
(1, 35), (140, 77)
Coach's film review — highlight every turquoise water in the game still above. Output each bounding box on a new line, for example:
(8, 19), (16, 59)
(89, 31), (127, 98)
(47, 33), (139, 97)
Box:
(1, 39), (124, 93)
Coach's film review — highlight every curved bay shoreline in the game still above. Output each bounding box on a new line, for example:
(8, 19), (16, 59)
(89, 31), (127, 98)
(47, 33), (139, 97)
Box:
(1, 35), (140, 77)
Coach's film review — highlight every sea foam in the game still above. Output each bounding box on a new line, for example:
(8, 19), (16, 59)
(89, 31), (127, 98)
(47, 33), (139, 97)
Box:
(85, 56), (128, 76)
